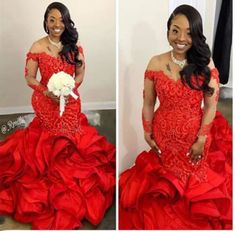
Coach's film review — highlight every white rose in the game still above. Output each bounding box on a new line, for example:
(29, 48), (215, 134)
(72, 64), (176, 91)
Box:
(47, 71), (78, 116)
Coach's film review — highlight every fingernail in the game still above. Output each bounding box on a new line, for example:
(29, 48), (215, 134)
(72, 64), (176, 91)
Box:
(159, 150), (162, 154)
(186, 153), (190, 156)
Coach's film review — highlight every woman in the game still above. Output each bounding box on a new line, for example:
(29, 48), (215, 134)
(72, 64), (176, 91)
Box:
(119, 5), (232, 230)
(0, 2), (115, 230)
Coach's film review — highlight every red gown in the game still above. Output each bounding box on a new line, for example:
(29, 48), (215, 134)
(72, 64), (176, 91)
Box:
(119, 69), (232, 230)
(0, 51), (115, 229)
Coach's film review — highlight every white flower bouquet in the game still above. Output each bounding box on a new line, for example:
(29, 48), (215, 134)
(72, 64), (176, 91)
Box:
(47, 71), (78, 116)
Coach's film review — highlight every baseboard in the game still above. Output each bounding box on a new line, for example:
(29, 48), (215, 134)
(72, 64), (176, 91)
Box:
(82, 101), (116, 111)
(0, 101), (116, 115)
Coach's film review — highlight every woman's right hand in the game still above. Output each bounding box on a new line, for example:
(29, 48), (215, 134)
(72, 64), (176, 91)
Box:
(144, 133), (161, 155)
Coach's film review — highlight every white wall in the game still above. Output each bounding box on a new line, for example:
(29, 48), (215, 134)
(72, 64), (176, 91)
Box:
(119, 0), (217, 173)
(0, 0), (115, 112)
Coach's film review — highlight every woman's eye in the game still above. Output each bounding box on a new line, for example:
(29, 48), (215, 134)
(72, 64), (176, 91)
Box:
(172, 29), (178, 33)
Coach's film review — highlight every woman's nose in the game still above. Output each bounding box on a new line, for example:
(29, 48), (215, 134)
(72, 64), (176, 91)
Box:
(178, 32), (186, 41)
(55, 20), (61, 27)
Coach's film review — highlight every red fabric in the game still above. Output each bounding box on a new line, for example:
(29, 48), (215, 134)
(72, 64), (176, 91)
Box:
(0, 52), (115, 230)
(119, 69), (232, 229)
(142, 111), (152, 134)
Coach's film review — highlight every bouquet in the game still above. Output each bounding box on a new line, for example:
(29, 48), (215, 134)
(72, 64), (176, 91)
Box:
(47, 71), (78, 116)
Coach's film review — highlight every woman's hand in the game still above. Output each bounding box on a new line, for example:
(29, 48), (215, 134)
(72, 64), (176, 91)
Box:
(44, 90), (59, 103)
(187, 138), (206, 164)
(144, 133), (161, 155)
(43, 90), (70, 104)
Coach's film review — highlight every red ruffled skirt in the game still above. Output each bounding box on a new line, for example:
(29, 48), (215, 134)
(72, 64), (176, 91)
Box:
(0, 113), (115, 229)
(119, 111), (232, 229)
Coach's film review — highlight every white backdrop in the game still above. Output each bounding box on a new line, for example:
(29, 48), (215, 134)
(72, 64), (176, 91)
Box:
(119, 0), (217, 173)
(0, 0), (115, 113)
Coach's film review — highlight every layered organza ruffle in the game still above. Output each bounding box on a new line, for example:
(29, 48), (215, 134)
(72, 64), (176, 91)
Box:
(0, 113), (115, 230)
(119, 112), (232, 230)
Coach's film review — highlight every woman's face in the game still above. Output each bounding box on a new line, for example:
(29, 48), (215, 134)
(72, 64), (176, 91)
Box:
(168, 14), (192, 57)
(46, 9), (65, 38)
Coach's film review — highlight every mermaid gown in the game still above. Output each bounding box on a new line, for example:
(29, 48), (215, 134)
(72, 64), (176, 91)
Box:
(0, 50), (115, 229)
(119, 69), (232, 229)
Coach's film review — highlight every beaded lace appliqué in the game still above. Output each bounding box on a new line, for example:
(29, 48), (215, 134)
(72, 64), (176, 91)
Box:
(142, 111), (152, 134)
(143, 69), (219, 182)
(25, 49), (83, 137)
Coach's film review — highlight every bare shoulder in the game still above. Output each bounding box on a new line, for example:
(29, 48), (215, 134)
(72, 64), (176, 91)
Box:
(76, 40), (82, 48)
(29, 37), (48, 53)
(146, 52), (169, 71)
(208, 58), (215, 69)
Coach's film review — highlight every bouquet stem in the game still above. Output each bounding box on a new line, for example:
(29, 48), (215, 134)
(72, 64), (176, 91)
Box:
(60, 96), (65, 116)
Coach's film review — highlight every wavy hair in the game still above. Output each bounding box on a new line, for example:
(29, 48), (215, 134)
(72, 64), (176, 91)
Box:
(167, 4), (214, 95)
(44, 2), (82, 67)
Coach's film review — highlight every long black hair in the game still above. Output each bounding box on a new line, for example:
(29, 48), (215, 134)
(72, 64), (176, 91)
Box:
(167, 5), (214, 95)
(44, 2), (82, 67)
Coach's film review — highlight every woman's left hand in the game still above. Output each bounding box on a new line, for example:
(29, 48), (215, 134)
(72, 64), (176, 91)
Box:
(187, 139), (205, 164)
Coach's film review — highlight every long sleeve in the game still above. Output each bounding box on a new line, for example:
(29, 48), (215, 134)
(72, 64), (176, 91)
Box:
(74, 45), (86, 90)
(142, 70), (157, 134)
(25, 53), (47, 93)
(198, 68), (220, 138)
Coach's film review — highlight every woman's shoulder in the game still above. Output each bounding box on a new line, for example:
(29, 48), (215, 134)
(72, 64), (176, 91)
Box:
(29, 37), (48, 53)
(208, 58), (215, 69)
(144, 52), (170, 80)
(207, 58), (219, 80)
(76, 40), (82, 48)
(146, 52), (170, 71)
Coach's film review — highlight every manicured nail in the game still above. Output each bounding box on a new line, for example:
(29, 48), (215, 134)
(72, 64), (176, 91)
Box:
(186, 152), (190, 156)
(158, 150), (161, 154)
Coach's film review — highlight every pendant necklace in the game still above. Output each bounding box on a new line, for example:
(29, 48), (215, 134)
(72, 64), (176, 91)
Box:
(171, 51), (186, 69)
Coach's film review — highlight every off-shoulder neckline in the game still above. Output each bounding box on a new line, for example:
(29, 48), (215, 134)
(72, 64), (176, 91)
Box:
(27, 51), (61, 59)
(145, 68), (218, 83)
(26, 45), (83, 60)
(145, 67), (218, 74)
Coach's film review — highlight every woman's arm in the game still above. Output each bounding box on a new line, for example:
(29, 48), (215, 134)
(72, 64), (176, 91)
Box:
(74, 46), (85, 89)
(198, 73), (219, 141)
(189, 61), (219, 163)
(142, 79), (156, 134)
(25, 42), (60, 102)
(142, 57), (161, 154)
(25, 42), (47, 93)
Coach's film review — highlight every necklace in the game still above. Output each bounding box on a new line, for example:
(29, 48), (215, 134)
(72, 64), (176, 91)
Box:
(170, 51), (186, 69)
(48, 36), (62, 49)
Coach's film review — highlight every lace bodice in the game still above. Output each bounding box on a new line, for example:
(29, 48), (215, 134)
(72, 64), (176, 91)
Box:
(26, 52), (76, 86)
(144, 69), (220, 182)
(25, 50), (84, 138)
